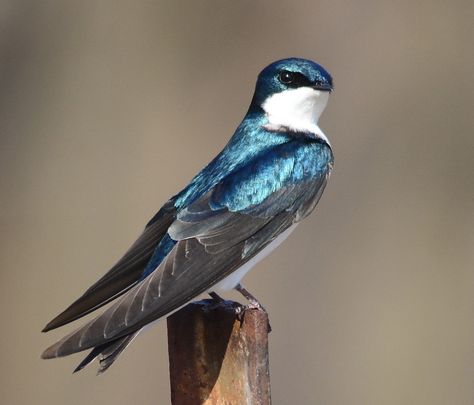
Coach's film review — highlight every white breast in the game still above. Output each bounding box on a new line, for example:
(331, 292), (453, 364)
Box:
(211, 224), (298, 292)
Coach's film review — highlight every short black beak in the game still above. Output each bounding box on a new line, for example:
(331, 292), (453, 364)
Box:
(312, 83), (333, 92)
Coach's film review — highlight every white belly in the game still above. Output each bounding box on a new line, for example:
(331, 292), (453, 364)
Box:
(211, 224), (298, 292)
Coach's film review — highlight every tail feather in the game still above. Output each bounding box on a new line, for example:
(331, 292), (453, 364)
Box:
(73, 332), (139, 374)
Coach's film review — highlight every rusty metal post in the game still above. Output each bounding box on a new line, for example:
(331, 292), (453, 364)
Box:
(167, 300), (271, 405)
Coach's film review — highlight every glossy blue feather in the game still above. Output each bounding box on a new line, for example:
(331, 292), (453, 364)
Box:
(211, 140), (332, 213)
(141, 57), (333, 280)
(172, 113), (289, 210)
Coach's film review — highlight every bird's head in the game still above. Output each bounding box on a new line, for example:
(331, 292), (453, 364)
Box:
(249, 58), (333, 133)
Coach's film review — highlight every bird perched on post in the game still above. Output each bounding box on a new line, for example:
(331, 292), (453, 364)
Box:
(41, 58), (334, 373)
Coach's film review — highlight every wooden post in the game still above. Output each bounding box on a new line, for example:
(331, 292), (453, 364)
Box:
(167, 299), (271, 405)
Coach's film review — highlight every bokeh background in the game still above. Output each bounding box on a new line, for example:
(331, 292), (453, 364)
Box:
(1, 1), (473, 404)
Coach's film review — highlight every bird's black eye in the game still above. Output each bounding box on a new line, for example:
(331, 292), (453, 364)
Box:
(278, 71), (294, 84)
(278, 70), (313, 88)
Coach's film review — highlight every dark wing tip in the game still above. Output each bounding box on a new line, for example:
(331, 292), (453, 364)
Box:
(41, 276), (139, 333)
(41, 308), (77, 333)
(41, 344), (59, 359)
(42, 319), (61, 333)
(43, 202), (178, 333)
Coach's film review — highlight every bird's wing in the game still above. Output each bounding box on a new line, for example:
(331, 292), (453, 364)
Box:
(42, 200), (177, 332)
(42, 141), (331, 358)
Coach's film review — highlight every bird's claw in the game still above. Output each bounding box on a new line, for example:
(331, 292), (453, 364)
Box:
(233, 302), (272, 332)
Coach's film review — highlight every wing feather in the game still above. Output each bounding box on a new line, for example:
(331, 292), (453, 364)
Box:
(42, 139), (333, 359)
(42, 201), (176, 332)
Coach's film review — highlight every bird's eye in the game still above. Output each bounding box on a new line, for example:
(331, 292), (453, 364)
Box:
(278, 71), (294, 84)
(278, 70), (313, 88)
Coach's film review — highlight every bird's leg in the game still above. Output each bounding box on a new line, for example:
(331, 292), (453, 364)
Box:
(208, 291), (224, 302)
(234, 283), (266, 311)
(204, 291), (227, 312)
(234, 283), (271, 332)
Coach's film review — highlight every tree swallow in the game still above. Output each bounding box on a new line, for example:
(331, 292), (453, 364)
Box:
(41, 57), (334, 373)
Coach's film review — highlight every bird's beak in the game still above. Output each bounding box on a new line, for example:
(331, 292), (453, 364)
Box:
(312, 83), (333, 92)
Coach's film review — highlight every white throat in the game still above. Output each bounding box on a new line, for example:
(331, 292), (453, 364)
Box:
(262, 87), (330, 144)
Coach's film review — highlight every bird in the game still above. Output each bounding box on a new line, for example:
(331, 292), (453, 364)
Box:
(41, 57), (334, 374)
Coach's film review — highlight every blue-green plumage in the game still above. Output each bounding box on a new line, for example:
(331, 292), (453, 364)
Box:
(143, 134), (332, 279)
(42, 57), (335, 373)
(172, 113), (288, 210)
(211, 139), (332, 213)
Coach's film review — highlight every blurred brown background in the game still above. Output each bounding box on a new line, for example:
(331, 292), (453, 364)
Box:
(1, 1), (473, 404)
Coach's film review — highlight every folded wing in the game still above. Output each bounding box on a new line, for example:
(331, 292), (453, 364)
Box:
(42, 139), (332, 359)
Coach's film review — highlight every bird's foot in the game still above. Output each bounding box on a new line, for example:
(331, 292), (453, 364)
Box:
(234, 283), (267, 312)
(233, 283), (271, 332)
